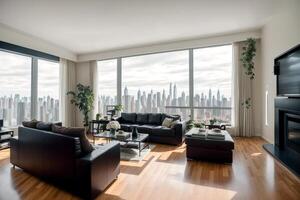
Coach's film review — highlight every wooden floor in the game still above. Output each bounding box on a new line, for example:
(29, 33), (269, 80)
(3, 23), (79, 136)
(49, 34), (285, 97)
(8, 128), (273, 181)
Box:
(0, 137), (299, 200)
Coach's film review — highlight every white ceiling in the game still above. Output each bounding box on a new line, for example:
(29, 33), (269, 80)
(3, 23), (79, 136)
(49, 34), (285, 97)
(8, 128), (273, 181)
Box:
(0, 0), (278, 55)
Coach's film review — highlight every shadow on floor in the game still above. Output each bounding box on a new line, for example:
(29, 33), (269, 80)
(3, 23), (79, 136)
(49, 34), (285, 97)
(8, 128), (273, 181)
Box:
(120, 155), (155, 176)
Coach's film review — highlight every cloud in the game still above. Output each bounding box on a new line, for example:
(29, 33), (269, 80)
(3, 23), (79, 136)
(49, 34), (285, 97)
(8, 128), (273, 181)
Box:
(0, 51), (59, 98)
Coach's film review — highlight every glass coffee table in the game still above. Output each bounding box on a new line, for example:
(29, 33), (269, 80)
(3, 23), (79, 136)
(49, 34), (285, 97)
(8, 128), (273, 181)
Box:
(94, 131), (149, 156)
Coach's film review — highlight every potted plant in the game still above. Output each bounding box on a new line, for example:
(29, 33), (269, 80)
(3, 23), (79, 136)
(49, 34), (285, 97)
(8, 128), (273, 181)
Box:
(106, 121), (121, 135)
(209, 118), (217, 125)
(114, 104), (123, 117)
(96, 113), (101, 121)
(67, 84), (94, 131)
(186, 120), (205, 130)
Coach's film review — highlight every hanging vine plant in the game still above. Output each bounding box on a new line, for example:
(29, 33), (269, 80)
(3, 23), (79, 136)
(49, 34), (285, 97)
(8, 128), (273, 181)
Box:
(241, 38), (256, 109)
(241, 38), (256, 79)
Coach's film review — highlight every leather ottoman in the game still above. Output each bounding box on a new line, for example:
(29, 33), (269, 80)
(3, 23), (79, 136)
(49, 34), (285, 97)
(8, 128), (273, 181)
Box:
(185, 128), (234, 163)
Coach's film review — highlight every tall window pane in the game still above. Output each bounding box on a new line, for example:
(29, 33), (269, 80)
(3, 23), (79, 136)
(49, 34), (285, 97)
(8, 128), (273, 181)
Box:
(122, 50), (190, 120)
(194, 45), (232, 123)
(97, 59), (117, 116)
(37, 59), (60, 122)
(0, 51), (31, 126)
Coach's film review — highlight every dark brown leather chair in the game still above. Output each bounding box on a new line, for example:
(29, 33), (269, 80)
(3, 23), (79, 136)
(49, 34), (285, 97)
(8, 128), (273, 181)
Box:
(10, 127), (120, 199)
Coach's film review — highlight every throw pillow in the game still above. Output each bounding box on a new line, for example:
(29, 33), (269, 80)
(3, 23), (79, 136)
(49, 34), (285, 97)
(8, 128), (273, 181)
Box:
(36, 122), (53, 131)
(52, 125), (94, 155)
(161, 114), (181, 124)
(162, 117), (173, 128)
(171, 120), (180, 128)
(22, 120), (40, 128)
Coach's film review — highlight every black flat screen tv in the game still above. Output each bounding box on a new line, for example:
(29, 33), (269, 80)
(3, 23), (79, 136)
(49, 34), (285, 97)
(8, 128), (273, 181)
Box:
(274, 44), (300, 97)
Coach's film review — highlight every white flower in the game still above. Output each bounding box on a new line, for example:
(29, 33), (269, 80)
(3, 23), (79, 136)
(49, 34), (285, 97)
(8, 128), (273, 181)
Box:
(106, 121), (121, 130)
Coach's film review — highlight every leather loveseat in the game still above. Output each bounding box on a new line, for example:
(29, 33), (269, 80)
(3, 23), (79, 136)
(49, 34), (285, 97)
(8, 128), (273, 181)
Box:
(10, 127), (120, 199)
(116, 113), (186, 145)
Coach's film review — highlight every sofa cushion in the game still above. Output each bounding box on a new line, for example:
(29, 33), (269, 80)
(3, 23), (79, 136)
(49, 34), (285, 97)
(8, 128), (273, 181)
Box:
(52, 125), (94, 155)
(22, 120), (41, 128)
(148, 113), (162, 125)
(136, 113), (149, 124)
(137, 125), (154, 134)
(121, 113), (137, 124)
(151, 126), (175, 137)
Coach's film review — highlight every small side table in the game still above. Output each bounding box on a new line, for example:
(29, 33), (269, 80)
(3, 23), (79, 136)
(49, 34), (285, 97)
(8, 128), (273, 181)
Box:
(90, 120), (110, 144)
(0, 128), (14, 150)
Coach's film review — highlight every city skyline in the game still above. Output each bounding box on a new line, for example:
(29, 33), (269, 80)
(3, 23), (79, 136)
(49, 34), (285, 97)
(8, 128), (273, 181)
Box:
(0, 94), (60, 126)
(98, 83), (232, 123)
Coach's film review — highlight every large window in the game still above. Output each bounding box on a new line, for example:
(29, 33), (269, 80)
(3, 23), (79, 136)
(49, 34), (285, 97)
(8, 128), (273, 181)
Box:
(0, 45), (60, 127)
(95, 44), (233, 123)
(194, 45), (232, 123)
(122, 50), (190, 119)
(0, 51), (31, 126)
(37, 59), (60, 122)
(97, 59), (117, 115)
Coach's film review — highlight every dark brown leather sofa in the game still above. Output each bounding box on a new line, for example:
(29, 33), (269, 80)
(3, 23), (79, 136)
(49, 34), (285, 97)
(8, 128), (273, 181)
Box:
(10, 127), (120, 199)
(116, 113), (186, 145)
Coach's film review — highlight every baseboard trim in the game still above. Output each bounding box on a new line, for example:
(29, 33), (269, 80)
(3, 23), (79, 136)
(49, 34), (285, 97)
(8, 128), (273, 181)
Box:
(261, 135), (273, 144)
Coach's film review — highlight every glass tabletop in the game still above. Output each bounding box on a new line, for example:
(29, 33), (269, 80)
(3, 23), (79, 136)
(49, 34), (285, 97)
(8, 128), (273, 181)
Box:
(94, 131), (149, 142)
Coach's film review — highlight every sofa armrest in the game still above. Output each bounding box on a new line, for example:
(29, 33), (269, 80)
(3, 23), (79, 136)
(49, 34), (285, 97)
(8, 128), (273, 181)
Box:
(10, 137), (19, 166)
(76, 141), (120, 199)
(172, 121), (187, 139)
(115, 116), (122, 123)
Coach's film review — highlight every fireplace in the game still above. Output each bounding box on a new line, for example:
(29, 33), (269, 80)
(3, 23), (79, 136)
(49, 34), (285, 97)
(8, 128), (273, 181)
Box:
(263, 97), (300, 177)
(285, 113), (300, 154)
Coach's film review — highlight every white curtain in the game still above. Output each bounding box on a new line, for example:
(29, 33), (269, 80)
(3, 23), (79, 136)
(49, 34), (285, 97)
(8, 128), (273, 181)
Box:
(90, 60), (98, 120)
(59, 58), (76, 127)
(231, 42), (254, 137)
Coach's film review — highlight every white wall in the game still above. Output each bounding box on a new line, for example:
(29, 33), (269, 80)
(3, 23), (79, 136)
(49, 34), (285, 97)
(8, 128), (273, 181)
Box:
(0, 23), (77, 61)
(77, 30), (261, 62)
(261, 0), (300, 143)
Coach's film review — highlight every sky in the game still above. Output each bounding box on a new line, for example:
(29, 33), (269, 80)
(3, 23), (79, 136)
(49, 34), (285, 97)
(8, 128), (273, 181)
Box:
(98, 45), (232, 98)
(0, 50), (60, 98)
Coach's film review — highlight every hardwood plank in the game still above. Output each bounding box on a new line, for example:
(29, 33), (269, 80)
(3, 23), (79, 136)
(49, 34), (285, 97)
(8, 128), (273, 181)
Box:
(0, 137), (299, 200)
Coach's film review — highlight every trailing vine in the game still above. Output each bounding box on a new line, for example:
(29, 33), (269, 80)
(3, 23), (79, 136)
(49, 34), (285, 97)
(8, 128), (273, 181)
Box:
(241, 38), (256, 79)
(241, 38), (256, 109)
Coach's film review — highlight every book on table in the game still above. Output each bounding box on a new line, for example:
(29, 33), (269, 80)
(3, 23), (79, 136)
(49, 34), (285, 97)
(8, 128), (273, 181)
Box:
(191, 130), (207, 139)
(207, 131), (225, 140)
(116, 132), (130, 140)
